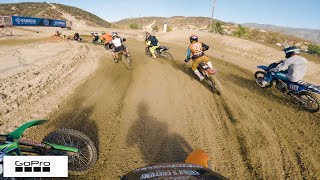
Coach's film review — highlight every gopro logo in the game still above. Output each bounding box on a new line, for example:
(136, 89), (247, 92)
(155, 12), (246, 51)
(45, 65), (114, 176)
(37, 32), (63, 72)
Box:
(15, 161), (51, 172)
(3, 156), (68, 177)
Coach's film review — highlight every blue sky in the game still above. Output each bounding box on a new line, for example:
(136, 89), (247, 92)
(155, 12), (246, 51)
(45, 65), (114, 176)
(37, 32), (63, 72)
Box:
(1, 0), (320, 29)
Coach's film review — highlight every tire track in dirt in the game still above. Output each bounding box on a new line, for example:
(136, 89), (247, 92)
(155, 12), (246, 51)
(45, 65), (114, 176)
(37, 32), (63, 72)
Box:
(209, 57), (320, 179)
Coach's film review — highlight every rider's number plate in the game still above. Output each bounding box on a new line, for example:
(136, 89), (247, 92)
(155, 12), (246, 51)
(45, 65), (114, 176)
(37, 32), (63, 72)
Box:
(289, 84), (299, 91)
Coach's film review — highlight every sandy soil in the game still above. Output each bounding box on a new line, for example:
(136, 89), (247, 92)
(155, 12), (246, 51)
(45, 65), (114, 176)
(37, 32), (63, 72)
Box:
(1, 27), (319, 179)
(0, 32), (101, 132)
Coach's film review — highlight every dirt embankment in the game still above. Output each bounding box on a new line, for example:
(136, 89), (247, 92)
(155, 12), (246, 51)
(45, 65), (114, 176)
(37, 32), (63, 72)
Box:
(0, 38), (101, 132)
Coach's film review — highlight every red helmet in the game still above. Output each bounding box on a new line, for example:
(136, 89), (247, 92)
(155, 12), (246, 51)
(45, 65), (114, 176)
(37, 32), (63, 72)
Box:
(190, 34), (198, 43)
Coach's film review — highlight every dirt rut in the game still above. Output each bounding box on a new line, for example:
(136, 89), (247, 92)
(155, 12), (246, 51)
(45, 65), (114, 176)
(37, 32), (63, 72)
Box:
(27, 39), (319, 179)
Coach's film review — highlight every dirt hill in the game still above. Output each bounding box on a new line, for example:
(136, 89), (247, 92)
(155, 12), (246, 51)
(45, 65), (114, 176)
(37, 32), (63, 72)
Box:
(115, 16), (320, 60)
(115, 16), (223, 31)
(0, 2), (111, 28)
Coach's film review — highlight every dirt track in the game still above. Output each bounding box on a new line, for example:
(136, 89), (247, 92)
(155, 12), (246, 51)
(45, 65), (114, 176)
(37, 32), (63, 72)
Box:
(25, 38), (320, 179)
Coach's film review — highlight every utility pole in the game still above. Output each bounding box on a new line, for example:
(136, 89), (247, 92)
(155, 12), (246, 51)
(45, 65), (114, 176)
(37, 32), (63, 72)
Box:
(209, 0), (217, 33)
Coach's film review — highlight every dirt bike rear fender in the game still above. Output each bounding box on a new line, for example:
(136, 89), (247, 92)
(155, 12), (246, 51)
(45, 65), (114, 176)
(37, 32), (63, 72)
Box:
(6, 120), (48, 140)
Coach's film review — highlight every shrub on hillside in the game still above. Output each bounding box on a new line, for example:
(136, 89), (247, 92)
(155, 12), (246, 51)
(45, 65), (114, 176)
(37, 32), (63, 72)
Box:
(308, 44), (320, 55)
(213, 22), (224, 35)
(233, 25), (248, 38)
(248, 29), (261, 41)
(152, 25), (159, 32)
(266, 33), (281, 44)
(129, 23), (139, 29)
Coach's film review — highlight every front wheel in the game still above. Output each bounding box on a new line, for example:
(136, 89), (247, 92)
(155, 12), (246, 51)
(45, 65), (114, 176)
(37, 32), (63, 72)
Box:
(145, 48), (152, 57)
(292, 91), (320, 113)
(255, 71), (272, 88)
(43, 129), (98, 175)
(161, 51), (173, 60)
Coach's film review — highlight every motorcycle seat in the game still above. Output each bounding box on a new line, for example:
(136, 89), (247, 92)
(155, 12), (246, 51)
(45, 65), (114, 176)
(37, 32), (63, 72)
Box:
(156, 46), (168, 50)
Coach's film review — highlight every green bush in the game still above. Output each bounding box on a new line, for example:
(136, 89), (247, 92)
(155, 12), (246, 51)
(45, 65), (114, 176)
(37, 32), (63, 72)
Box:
(248, 29), (261, 41)
(233, 25), (248, 38)
(266, 33), (281, 44)
(213, 22), (224, 34)
(152, 25), (159, 32)
(129, 23), (139, 29)
(308, 44), (320, 55)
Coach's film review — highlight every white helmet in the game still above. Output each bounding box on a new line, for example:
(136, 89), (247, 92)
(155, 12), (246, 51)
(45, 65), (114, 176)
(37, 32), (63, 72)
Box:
(112, 31), (118, 37)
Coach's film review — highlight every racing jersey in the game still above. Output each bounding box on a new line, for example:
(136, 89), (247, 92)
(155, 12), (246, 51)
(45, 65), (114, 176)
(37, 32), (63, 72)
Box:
(271, 55), (307, 82)
(111, 37), (125, 47)
(101, 33), (113, 43)
(187, 42), (209, 59)
(146, 36), (160, 46)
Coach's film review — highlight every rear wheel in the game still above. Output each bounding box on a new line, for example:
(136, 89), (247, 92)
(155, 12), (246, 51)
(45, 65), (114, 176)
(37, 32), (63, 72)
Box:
(255, 71), (272, 88)
(161, 51), (173, 60)
(292, 91), (320, 113)
(208, 76), (221, 95)
(43, 129), (97, 175)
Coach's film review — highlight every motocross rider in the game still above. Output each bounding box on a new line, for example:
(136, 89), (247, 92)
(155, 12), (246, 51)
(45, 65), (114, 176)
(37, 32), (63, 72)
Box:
(185, 34), (213, 81)
(110, 32), (130, 61)
(101, 31), (113, 49)
(73, 32), (80, 41)
(91, 32), (100, 43)
(259, 46), (307, 90)
(145, 32), (160, 59)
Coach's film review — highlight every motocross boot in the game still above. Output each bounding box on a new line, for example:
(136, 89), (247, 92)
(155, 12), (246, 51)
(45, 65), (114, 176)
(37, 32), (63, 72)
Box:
(207, 62), (214, 69)
(194, 70), (205, 81)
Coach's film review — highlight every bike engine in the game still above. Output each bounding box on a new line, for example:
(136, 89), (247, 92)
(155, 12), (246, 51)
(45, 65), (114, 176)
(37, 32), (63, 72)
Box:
(275, 80), (286, 92)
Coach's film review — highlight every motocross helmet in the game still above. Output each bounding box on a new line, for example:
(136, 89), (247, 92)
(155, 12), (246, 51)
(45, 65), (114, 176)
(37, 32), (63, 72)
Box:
(283, 46), (300, 58)
(112, 31), (118, 37)
(102, 31), (106, 35)
(190, 34), (198, 43)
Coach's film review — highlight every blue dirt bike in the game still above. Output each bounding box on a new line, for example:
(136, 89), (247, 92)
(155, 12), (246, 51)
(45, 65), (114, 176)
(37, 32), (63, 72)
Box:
(255, 62), (320, 112)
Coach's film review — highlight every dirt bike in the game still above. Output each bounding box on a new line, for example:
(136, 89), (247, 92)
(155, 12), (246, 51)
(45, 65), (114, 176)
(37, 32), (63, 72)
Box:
(69, 37), (83, 42)
(145, 46), (173, 60)
(196, 61), (221, 95)
(113, 50), (131, 65)
(255, 63), (320, 112)
(75, 37), (83, 42)
(0, 120), (97, 175)
(91, 33), (104, 45)
(121, 149), (227, 179)
(104, 42), (113, 50)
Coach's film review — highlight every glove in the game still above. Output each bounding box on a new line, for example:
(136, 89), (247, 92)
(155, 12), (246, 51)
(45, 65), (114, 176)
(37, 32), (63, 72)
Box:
(184, 59), (190, 63)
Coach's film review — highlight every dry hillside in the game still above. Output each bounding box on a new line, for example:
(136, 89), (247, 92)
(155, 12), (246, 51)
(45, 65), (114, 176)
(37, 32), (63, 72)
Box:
(116, 16), (320, 62)
(115, 16), (222, 31)
(0, 2), (111, 28)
